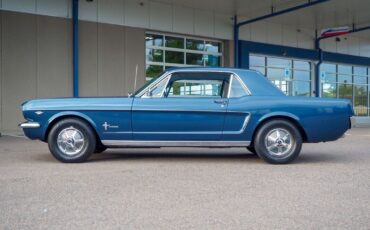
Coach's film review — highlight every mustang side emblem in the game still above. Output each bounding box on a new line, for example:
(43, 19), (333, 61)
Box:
(102, 122), (119, 131)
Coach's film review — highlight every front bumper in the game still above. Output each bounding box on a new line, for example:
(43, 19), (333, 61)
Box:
(19, 121), (40, 129)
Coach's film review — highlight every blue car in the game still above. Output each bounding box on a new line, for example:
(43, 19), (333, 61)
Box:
(20, 67), (354, 164)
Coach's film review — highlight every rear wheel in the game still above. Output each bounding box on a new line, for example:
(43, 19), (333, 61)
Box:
(47, 118), (96, 163)
(254, 119), (302, 164)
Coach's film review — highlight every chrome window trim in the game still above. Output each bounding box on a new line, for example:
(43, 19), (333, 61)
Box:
(136, 72), (172, 97)
(136, 69), (252, 98)
(102, 140), (250, 147)
(233, 74), (252, 96)
(141, 75), (171, 98)
(227, 74), (234, 98)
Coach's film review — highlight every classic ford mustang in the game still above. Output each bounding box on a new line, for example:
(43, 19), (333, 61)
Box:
(20, 67), (354, 164)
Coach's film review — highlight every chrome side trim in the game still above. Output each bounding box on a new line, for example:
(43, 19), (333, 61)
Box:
(102, 140), (250, 147)
(223, 114), (251, 134)
(104, 113), (251, 135)
(19, 122), (40, 128)
(132, 108), (226, 113)
(133, 131), (222, 134)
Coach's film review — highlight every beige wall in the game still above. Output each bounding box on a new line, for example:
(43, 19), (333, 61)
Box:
(0, 11), (145, 133)
(0, 12), (2, 133)
(2, 11), (38, 133)
(79, 21), (145, 97)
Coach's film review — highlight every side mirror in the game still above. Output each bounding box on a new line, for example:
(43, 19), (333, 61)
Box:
(128, 92), (133, 97)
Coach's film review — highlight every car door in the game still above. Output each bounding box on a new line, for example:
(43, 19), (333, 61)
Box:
(131, 71), (230, 141)
(222, 74), (253, 141)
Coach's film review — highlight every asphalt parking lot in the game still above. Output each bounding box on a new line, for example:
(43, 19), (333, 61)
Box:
(1, 128), (370, 229)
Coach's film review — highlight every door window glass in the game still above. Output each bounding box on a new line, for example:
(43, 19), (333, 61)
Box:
(168, 80), (223, 97)
(166, 72), (229, 97)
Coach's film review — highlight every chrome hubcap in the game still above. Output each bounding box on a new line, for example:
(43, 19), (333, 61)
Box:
(264, 128), (294, 157)
(57, 127), (85, 156)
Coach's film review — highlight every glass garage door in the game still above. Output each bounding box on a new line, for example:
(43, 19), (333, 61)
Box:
(320, 63), (369, 116)
(249, 55), (312, 97)
(145, 32), (223, 81)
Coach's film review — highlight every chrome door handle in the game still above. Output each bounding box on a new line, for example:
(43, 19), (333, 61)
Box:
(214, 99), (228, 105)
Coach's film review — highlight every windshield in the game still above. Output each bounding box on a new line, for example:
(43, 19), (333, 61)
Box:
(133, 71), (166, 96)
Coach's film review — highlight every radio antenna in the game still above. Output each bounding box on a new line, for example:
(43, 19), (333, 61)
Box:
(134, 64), (138, 91)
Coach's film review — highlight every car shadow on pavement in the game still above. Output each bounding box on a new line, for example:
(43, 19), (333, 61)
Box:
(34, 150), (347, 164)
(296, 153), (347, 164)
(88, 151), (260, 163)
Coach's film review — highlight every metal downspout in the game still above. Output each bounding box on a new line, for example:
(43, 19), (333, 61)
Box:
(314, 36), (323, 98)
(72, 0), (79, 97)
(233, 16), (239, 68)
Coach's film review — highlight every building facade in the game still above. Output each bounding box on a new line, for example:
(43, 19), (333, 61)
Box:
(0, 0), (370, 133)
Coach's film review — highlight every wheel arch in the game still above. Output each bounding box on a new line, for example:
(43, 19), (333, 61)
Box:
(251, 113), (308, 145)
(43, 112), (101, 143)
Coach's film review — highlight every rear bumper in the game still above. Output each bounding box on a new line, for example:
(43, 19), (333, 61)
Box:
(19, 121), (40, 129)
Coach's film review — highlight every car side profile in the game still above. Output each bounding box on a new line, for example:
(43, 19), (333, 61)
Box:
(20, 67), (354, 164)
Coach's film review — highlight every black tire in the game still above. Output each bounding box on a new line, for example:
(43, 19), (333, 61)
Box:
(254, 119), (302, 164)
(246, 146), (257, 155)
(47, 118), (96, 163)
(94, 144), (107, 154)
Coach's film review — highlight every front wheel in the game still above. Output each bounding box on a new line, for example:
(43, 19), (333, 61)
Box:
(47, 118), (96, 163)
(254, 119), (302, 164)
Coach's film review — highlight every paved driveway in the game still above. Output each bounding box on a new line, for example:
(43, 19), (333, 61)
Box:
(0, 129), (369, 229)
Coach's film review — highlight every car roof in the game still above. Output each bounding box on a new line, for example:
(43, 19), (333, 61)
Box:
(165, 67), (285, 97)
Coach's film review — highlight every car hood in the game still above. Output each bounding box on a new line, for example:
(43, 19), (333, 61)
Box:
(22, 97), (133, 111)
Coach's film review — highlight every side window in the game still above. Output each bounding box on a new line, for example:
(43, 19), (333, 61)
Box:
(166, 72), (228, 98)
(229, 75), (248, 98)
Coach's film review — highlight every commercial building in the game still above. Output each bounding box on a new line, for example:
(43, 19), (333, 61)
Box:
(0, 0), (369, 133)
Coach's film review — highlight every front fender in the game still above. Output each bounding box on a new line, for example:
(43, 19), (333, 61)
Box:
(42, 111), (99, 141)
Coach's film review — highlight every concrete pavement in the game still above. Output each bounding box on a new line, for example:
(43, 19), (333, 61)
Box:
(0, 128), (369, 229)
